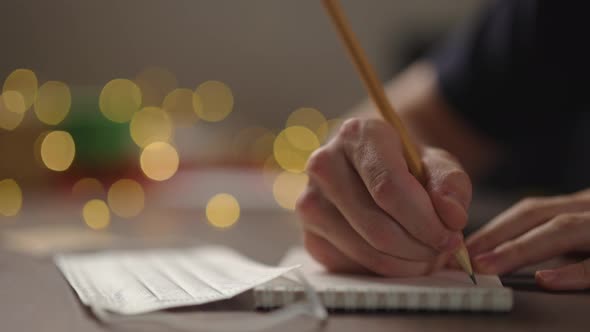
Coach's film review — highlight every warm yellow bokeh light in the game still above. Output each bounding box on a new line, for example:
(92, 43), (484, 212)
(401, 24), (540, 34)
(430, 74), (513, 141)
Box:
(72, 178), (104, 199)
(40, 131), (76, 171)
(286, 107), (327, 138)
(231, 126), (276, 162)
(107, 179), (145, 218)
(0, 93), (25, 130)
(140, 142), (179, 181)
(273, 126), (320, 173)
(0, 179), (23, 217)
(2, 69), (38, 112)
(2, 90), (27, 114)
(272, 172), (309, 210)
(130, 107), (173, 148)
(162, 88), (200, 126)
(317, 118), (344, 143)
(33, 81), (71, 125)
(135, 66), (178, 107)
(194, 81), (234, 122)
(99, 79), (142, 123)
(83, 199), (110, 230)
(206, 193), (240, 229)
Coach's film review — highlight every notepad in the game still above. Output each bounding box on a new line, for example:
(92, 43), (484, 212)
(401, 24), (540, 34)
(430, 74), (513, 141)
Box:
(255, 248), (513, 312)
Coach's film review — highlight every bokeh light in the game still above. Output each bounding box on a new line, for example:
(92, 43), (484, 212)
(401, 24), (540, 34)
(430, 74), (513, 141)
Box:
(206, 193), (240, 229)
(1, 91), (27, 114)
(2, 69), (38, 112)
(286, 107), (327, 138)
(272, 171), (309, 210)
(0, 179), (23, 217)
(99, 79), (142, 123)
(273, 126), (320, 173)
(130, 106), (173, 148)
(194, 81), (234, 122)
(83, 199), (110, 230)
(0, 93), (25, 130)
(232, 126), (276, 162)
(33, 81), (71, 125)
(40, 131), (76, 171)
(162, 88), (200, 126)
(140, 142), (179, 181)
(107, 179), (145, 218)
(72, 178), (104, 199)
(135, 66), (178, 107)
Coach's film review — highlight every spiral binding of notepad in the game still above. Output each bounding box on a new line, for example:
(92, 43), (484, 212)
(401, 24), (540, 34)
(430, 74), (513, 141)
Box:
(254, 286), (513, 312)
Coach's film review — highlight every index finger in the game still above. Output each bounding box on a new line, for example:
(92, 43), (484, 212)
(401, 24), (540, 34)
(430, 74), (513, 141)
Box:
(338, 118), (462, 252)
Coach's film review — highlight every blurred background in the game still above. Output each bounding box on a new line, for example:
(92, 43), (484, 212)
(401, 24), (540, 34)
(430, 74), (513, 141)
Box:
(0, 0), (484, 256)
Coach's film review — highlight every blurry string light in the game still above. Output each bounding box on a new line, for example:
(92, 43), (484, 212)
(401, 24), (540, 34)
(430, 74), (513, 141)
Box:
(0, 93), (25, 130)
(40, 131), (76, 171)
(0, 179), (23, 217)
(2, 91), (27, 114)
(99, 79), (142, 123)
(140, 142), (179, 181)
(162, 88), (200, 126)
(135, 66), (178, 107)
(2, 69), (38, 112)
(130, 106), (173, 148)
(107, 179), (145, 218)
(83, 199), (110, 230)
(194, 81), (234, 122)
(72, 178), (104, 199)
(206, 193), (240, 229)
(33, 81), (71, 125)
(272, 172), (308, 211)
(273, 126), (320, 173)
(286, 107), (327, 138)
(231, 126), (276, 162)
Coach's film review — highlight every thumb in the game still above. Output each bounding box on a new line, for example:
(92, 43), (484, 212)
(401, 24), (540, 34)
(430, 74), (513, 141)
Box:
(536, 260), (590, 291)
(422, 148), (472, 231)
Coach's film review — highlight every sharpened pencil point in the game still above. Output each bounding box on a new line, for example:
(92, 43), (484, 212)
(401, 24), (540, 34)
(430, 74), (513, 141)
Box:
(470, 274), (477, 285)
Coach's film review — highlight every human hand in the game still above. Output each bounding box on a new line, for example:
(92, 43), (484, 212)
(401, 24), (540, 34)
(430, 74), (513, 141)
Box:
(296, 117), (472, 277)
(467, 190), (590, 290)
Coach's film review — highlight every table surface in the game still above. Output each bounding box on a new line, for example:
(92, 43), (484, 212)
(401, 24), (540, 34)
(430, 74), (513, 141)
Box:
(1, 189), (589, 332)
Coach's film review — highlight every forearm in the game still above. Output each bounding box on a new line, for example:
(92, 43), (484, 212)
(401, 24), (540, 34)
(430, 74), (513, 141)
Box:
(349, 61), (502, 180)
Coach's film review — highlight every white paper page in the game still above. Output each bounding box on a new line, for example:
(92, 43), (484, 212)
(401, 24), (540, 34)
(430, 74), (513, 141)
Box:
(54, 246), (298, 315)
(281, 248), (504, 292)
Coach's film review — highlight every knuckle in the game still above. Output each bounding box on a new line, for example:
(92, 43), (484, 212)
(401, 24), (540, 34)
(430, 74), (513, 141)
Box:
(363, 220), (395, 254)
(551, 213), (584, 231)
(513, 197), (545, 220)
(305, 147), (333, 178)
(368, 169), (395, 207)
(295, 187), (321, 216)
(338, 118), (363, 140)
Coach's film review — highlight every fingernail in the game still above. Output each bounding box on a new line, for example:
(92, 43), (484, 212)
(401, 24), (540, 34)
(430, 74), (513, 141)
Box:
(474, 252), (498, 273)
(537, 270), (557, 282)
(440, 232), (462, 252)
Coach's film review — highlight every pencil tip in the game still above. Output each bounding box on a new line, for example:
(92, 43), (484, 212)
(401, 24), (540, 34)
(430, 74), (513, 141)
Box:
(470, 274), (478, 285)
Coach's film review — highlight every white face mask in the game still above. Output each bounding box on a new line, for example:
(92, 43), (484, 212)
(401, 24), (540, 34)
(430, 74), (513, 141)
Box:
(54, 246), (300, 315)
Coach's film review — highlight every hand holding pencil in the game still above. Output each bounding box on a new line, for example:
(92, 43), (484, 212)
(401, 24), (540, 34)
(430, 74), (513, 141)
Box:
(296, 0), (474, 280)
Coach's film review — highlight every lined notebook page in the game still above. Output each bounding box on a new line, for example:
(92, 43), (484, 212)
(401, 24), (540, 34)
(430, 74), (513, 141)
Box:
(255, 248), (513, 312)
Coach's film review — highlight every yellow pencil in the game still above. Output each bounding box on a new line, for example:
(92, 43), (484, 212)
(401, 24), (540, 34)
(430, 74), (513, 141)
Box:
(321, 0), (476, 284)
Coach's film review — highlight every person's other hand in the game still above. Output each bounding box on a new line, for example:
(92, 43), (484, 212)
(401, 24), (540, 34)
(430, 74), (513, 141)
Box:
(467, 190), (590, 290)
(296, 117), (471, 277)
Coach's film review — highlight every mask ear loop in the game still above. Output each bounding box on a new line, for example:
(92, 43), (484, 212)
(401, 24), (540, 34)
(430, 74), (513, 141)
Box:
(90, 270), (327, 332)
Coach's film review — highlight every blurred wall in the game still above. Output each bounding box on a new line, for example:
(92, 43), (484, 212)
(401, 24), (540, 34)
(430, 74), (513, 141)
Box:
(0, 0), (483, 128)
